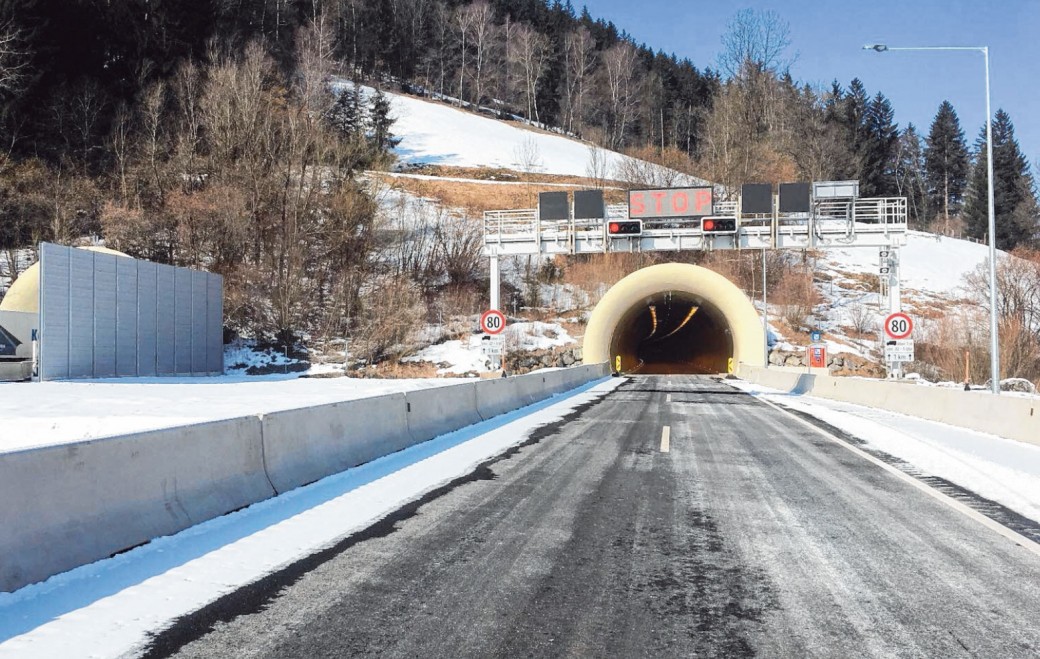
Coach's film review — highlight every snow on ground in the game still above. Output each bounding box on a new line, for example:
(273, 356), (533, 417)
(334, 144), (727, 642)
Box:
(404, 321), (578, 375)
(0, 378), (619, 659)
(348, 81), (700, 183)
(0, 374), (466, 452)
(731, 380), (1040, 524)
(822, 230), (992, 299)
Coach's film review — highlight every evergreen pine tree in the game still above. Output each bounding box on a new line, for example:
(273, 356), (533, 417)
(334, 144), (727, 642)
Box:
(859, 92), (899, 197)
(369, 88), (401, 153)
(894, 124), (927, 227)
(328, 85), (365, 139)
(923, 100), (969, 231)
(963, 109), (1040, 249)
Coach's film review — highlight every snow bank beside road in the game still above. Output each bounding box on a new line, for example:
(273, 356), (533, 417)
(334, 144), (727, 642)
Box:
(0, 375), (464, 452)
(733, 380), (1040, 525)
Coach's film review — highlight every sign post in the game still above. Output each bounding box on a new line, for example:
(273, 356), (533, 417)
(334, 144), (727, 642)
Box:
(480, 309), (507, 370)
(883, 312), (914, 378)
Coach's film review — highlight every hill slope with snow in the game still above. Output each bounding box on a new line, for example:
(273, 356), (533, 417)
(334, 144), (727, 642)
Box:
(367, 84), (701, 183)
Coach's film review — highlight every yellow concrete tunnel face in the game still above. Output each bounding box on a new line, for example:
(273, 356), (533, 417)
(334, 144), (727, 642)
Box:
(584, 263), (765, 375)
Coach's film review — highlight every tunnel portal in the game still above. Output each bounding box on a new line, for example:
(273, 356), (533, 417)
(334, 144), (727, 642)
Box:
(609, 292), (732, 374)
(584, 263), (765, 375)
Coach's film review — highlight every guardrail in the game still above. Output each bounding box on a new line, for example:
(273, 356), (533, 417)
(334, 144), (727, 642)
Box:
(484, 197), (907, 255)
(0, 364), (610, 593)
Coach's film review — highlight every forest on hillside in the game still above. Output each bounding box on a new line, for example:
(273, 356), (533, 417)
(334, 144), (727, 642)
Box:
(0, 1), (1037, 368)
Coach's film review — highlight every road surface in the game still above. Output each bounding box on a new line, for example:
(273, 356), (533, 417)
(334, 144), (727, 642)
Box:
(146, 376), (1040, 658)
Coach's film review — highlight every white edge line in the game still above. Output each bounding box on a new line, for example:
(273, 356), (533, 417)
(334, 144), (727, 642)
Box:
(754, 395), (1040, 559)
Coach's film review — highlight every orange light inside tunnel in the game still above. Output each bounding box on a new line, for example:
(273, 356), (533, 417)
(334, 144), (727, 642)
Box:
(702, 219), (716, 231)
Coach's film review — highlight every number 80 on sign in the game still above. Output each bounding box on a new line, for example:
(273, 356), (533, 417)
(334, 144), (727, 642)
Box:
(480, 309), (506, 335)
(884, 312), (913, 340)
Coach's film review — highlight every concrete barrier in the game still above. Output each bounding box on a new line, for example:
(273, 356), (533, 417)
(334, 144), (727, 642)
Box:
(738, 364), (1040, 447)
(0, 359), (31, 382)
(475, 376), (523, 420)
(0, 416), (272, 593)
(261, 393), (411, 494)
(404, 382), (483, 443)
(513, 371), (551, 406)
(0, 364), (611, 592)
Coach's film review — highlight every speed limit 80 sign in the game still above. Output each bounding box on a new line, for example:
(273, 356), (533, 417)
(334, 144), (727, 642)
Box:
(480, 309), (506, 335)
(884, 312), (913, 340)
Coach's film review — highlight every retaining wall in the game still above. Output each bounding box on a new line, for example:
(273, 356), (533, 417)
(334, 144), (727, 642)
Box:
(1, 364), (609, 592)
(738, 364), (1040, 447)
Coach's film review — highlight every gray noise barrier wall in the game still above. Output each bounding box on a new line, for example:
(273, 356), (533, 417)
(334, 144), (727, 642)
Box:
(38, 242), (223, 380)
(0, 364), (610, 592)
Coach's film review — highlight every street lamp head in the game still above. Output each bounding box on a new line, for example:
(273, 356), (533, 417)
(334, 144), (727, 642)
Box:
(863, 44), (888, 52)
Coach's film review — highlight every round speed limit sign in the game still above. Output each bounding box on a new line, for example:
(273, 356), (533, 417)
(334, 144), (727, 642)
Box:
(480, 309), (506, 335)
(884, 312), (913, 340)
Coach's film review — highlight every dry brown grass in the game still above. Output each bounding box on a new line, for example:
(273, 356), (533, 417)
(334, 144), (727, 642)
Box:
(353, 361), (443, 379)
(372, 170), (628, 215)
(561, 253), (661, 305)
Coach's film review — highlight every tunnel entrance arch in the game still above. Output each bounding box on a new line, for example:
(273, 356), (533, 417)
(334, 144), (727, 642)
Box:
(584, 263), (765, 374)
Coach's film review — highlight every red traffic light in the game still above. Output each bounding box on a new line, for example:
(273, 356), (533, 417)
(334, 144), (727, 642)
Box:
(701, 217), (737, 234)
(607, 220), (642, 236)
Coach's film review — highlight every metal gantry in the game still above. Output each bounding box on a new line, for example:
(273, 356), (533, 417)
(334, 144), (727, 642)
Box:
(483, 196), (908, 257)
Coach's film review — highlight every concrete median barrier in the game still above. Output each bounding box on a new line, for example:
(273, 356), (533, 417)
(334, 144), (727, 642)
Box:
(0, 416), (271, 593)
(261, 393), (411, 494)
(405, 382), (482, 443)
(475, 376), (523, 420)
(738, 364), (1040, 447)
(0, 364), (611, 592)
(513, 371), (551, 406)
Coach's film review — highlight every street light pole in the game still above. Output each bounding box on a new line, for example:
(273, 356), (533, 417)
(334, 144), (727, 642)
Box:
(863, 44), (1001, 394)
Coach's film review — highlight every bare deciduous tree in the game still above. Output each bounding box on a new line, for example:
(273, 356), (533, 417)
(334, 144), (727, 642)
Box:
(510, 23), (549, 123)
(600, 42), (638, 149)
(0, 19), (28, 97)
(462, 1), (495, 107)
(452, 4), (475, 105)
(717, 8), (792, 79)
(562, 27), (596, 135)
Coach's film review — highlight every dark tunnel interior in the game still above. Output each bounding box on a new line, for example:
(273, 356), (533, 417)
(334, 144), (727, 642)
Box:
(608, 291), (733, 375)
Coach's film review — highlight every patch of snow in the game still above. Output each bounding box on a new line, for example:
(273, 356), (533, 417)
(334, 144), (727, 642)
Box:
(336, 80), (702, 182)
(0, 374), (466, 452)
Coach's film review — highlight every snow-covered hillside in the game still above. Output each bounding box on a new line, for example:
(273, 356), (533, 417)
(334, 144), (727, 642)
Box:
(348, 82), (702, 183)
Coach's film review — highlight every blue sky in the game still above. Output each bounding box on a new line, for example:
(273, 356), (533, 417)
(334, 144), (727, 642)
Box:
(586, 0), (1039, 169)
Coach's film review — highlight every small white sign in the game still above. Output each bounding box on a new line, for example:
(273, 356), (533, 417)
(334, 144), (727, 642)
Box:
(885, 339), (914, 362)
(481, 335), (505, 356)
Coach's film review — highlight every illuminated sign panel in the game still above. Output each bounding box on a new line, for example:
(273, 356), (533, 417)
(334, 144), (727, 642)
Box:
(628, 187), (713, 219)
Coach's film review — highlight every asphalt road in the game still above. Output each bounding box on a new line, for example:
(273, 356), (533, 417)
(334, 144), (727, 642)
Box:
(147, 376), (1040, 658)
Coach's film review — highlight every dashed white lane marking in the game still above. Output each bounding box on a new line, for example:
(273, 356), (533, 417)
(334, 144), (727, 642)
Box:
(754, 395), (1040, 559)
(666, 394), (672, 403)
(660, 425), (671, 453)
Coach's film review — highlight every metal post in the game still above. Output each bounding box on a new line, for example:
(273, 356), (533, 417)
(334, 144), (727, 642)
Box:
(983, 47), (1000, 394)
(489, 251), (500, 311)
(888, 249), (901, 313)
(762, 247), (768, 367)
(863, 43), (1000, 394)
